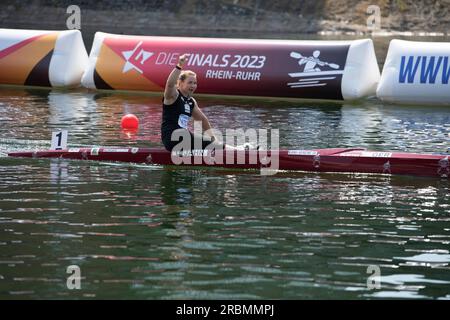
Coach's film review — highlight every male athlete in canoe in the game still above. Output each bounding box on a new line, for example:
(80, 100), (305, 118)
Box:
(161, 53), (223, 151)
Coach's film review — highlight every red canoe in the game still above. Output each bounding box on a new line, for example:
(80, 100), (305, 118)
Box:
(7, 147), (450, 178)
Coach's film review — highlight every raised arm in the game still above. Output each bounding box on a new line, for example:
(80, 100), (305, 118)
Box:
(163, 54), (189, 105)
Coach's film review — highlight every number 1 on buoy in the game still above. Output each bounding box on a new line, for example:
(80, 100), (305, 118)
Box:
(51, 130), (68, 150)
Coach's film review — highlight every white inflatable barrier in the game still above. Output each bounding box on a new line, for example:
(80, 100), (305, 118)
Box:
(377, 39), (450, 105)
(0, 28), (88, 87)
(82, 32), (380, 101)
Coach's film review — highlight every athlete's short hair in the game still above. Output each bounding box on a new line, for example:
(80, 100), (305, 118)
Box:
(179, 70), (197, 82)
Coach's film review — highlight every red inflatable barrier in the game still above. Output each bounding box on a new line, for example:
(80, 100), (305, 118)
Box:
(82, 32), (380, 101)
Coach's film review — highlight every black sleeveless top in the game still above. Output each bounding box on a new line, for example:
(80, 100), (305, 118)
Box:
(161, 90), (194, 139)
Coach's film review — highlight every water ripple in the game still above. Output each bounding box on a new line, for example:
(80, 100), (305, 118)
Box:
(1, 86), (450, 299)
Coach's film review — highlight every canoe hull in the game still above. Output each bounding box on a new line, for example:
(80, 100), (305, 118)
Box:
(7, 147), (449, 178)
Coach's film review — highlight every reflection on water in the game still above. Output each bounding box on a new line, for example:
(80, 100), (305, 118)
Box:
(1, 82), (450, 299)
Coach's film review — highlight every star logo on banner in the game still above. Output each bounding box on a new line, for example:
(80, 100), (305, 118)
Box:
(121, 41), (153, 74)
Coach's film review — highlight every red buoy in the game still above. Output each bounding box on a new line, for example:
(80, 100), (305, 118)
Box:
(121, 114), (139, 130)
